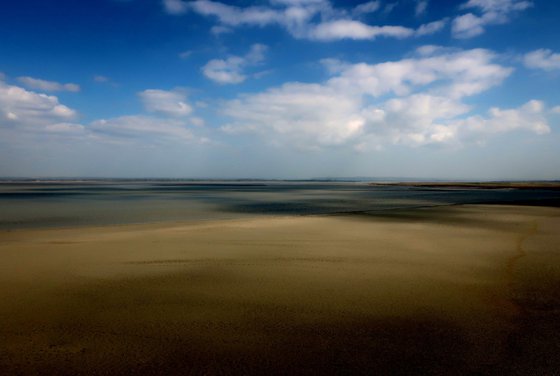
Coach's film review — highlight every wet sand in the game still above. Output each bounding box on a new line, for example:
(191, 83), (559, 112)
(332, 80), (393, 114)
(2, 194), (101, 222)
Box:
(1, 205), (559, 375)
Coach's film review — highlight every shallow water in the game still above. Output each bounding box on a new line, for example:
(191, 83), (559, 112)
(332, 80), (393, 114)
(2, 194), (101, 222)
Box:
(1, 180), (559, 229)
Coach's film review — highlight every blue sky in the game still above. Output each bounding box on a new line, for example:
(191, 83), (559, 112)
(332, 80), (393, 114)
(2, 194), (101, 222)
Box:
(1, 0), (559, 179)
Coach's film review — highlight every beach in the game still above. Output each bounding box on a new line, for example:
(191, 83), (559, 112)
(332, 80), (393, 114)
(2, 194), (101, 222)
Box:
(1, 204), (559, 374)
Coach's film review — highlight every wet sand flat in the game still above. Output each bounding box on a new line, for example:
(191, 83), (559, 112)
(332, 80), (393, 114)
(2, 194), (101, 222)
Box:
(1, 205), (559, 375)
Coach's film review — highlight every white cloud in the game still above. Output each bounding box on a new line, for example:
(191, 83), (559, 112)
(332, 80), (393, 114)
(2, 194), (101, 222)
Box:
(452, 0), (533, 39)
(17, 76), (80, 92)
(355, 95), (469, 147)
(0, 74), (210, 146)
(90, 115), (195, 141)
(307, 18), (448, 41)
(523, 49), (560, 71)
(139, 89), (193, 117)
(453, 100), (550, 139)
(309, 20), (414, 41)
(461, 0), (533, 13)
(415, 19), (447, 36)
(45, 123), (86, 134)
(415, 0), (428, 17)
(163, 0), (189, 14)
(202, 44), (268, 84)
(452, 13), (485, 38)
(223, 82), (366, 147)
(96, 88), (207, 143)
(0, 78), (78, 129)
(221, 47), (550, 150)
(357, 99), (551, 148)
(166, 0), (446, 41)
(188, 0), (280, 26)
(270, 0), (328, 5)
(352, 1), (381, 16)
(204, 58), (247, 84)
(190, 117), (206, 127)
(326, 48), (512, 99)
(245, 43), (268, 64)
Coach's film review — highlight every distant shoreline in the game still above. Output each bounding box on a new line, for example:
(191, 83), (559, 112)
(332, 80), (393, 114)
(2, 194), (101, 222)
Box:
(369, 181), (560, 190)
(2, 178), (560, 185)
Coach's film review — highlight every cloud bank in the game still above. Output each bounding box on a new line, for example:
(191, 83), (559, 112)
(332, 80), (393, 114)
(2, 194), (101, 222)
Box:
(222, 47), (552, 150)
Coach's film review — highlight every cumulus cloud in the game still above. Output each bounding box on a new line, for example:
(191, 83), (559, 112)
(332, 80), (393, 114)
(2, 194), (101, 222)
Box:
(223, 82), (366, 147)
(0, 72), (209, 146)
(356, 99), (551, 149)
(221, 47), (551, 150)
(523, 49), (560, 71)
(326, 47), (512, 99)
(0, 77), (78, 130)
(452, 100), (550, 139)
(202, 44), (267, 84)
(452, 0), (533, 39)
(452, 13), (485, 38)
(139, 89), (193, 116)
(203, 58), (246, 84)
(17, 76), (80, 92)
(165, 0), (446, 41)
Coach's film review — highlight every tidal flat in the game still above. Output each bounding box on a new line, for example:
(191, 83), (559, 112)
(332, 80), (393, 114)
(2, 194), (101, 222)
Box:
(1, 198), (560, 374)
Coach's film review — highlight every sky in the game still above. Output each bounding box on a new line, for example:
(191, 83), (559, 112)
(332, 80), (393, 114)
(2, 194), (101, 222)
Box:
(0, 0), (559, 179)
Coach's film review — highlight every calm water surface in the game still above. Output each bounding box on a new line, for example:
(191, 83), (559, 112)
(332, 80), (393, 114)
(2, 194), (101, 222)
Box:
(1, 181), (559, 229)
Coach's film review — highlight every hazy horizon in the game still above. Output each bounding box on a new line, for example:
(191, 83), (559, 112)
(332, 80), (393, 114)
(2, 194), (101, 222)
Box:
(0, 176), (560, 183)
(1, 176), (559, 182)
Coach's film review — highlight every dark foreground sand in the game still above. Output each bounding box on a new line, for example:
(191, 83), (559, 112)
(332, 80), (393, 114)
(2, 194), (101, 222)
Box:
(1, 205), (559, 375)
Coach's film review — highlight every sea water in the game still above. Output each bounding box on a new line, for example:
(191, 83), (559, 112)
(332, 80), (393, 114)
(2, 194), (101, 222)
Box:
(1, 180), (559, 229)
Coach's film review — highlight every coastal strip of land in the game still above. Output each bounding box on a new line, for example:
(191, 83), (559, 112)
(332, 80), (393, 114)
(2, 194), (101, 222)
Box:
(369, 181), (560, 190)
(1, 205), (559, 375)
